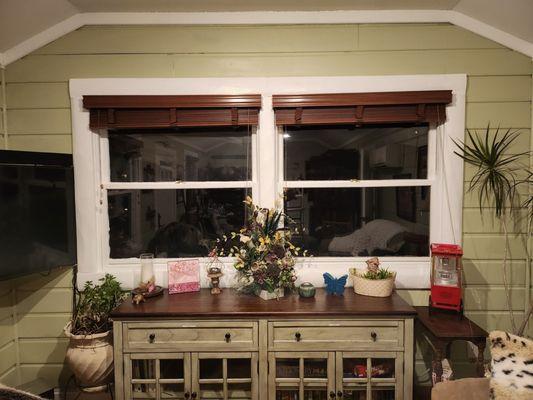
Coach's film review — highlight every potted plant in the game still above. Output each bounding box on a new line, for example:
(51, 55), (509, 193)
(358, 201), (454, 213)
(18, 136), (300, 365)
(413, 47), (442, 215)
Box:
(216, 196), (304, 300)
(350, 257), (396, 297)
(64, 274), (125, 389)
(454, 125), (532, 335)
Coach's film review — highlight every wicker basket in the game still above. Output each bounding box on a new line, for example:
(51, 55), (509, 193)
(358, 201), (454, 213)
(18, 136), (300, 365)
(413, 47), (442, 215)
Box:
(350, 268), (396, 297)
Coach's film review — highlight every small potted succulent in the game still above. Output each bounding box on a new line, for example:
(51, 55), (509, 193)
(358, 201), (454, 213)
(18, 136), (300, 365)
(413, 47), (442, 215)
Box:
(350, 257), (396, 297)
(64, 274), (125, 389)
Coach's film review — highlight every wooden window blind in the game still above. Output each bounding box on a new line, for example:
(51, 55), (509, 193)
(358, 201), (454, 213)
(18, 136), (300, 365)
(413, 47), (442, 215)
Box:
(83, 95), (262, 129)
(272, 91), (452, 126)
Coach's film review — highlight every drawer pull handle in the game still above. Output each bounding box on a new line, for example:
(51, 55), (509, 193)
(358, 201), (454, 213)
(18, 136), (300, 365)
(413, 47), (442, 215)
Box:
(225, 333), (231, 342)
(329, 391), (336, 399)
(191, 392), (197, 399)
(148, 333), (156, 343)
(295, 332), (301, 341)
(370, 331), (377, 341)
(184, 392), (190, 399)
(337, 391), (343, 398)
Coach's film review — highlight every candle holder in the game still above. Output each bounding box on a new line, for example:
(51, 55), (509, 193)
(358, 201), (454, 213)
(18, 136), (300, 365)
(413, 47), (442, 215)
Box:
(132, 253), (163, 303)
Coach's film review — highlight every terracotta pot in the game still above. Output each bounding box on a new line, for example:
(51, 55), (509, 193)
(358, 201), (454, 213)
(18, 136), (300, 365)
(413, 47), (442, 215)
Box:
(64, 323), (114, 389)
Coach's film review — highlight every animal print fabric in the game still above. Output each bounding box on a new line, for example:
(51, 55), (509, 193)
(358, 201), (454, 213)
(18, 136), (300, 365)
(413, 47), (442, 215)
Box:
(489, 330), (533, 399)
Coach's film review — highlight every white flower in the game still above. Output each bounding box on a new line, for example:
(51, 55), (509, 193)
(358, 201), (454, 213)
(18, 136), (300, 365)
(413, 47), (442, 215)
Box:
(240, 235), (251, 243)
(256, 211), (266, 226)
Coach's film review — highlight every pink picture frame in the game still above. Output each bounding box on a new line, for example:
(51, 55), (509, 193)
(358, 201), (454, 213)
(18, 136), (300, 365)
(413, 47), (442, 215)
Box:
(168, 259), (200, 294)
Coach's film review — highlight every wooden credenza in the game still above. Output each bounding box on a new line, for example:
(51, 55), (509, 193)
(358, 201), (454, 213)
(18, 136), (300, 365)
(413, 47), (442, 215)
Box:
(110, 289), (416, 400)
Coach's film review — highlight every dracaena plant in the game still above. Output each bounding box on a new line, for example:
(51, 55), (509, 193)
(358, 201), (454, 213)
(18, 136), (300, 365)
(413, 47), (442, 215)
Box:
(454, 125), (531, 335)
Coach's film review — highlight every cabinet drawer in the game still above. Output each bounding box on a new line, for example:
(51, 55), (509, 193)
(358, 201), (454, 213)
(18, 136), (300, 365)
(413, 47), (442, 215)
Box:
(269, 320), (403, 351)
(124, 321), (258, 352)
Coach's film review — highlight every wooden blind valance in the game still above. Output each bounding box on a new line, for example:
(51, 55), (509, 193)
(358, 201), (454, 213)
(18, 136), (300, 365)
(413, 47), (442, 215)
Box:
(272, 90), (452, 126)
(83, 95), (262, 129)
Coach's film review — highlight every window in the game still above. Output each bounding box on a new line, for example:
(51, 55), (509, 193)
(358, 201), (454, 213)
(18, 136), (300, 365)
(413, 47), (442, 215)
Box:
(281, 124), (432, 257)
(71, 76), (465, 288)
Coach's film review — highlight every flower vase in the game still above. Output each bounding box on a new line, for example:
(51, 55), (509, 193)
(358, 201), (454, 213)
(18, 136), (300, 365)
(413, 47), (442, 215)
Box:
(257, 288), (284, 300)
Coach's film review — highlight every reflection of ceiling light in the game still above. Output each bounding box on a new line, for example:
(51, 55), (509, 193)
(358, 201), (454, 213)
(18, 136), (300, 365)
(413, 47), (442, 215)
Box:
(283, 133), (291, 139)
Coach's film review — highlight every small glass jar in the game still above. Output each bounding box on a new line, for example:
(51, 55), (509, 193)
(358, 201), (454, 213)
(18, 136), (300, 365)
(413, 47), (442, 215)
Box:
(298, 282), (316, 298)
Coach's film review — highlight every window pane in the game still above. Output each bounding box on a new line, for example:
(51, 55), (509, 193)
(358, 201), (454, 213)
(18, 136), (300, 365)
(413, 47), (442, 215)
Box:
(109, 127), (252, 182)
(283, 125), (428, 181)
(285, 187), (429, 257)
(107, 188), (247, 258)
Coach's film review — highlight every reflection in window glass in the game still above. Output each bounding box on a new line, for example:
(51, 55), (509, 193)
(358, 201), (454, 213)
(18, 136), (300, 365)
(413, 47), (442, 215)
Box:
(285, 187), (429, 257)
(283, 125), (428, 181)
(109, 127), (252, 182)
(108, 189), (247, 258)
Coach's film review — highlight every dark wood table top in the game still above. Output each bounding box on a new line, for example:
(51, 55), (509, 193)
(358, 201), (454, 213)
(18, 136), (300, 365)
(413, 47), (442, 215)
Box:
(111, 288), (417, 319)
(415, 306), (487, 339)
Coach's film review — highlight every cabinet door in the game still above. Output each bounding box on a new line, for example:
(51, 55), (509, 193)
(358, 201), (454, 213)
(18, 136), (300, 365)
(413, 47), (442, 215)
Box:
(335, 352), (403, 400)
(191, 352), (258, 400)
(269, 352), (335, 400)
(124, 353), (191, 399)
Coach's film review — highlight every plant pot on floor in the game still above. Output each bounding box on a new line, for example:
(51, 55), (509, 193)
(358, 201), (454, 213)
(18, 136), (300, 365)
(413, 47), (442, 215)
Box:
(64, 322), (114, 390)
(350, 268), (396, 297)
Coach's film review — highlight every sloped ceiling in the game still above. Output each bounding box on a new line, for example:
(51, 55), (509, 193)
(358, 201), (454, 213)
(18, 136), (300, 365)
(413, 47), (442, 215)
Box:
(0, 0), (531, 61)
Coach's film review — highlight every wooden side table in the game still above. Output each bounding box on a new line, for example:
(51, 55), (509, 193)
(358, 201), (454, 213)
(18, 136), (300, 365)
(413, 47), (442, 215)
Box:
(415, 306), (488, 384)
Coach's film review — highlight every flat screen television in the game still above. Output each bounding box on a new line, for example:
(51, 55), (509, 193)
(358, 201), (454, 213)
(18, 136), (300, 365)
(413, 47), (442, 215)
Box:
(0, 150), (76, 280)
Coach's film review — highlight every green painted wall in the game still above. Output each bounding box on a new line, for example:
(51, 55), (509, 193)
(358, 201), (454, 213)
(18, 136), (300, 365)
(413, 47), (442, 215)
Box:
(0, 23), (531, 388)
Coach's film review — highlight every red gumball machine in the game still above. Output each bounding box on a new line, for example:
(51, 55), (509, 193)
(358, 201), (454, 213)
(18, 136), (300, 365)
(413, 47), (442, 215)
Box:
(429, 243), (463, 314)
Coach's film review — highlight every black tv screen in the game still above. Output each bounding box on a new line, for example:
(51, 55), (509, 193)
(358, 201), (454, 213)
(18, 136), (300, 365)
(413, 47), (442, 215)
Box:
(0, 150), (76, 280)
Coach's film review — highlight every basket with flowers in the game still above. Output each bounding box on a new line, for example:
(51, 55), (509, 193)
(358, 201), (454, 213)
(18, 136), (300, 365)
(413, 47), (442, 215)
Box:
(350, 257), (396, 297)
(215, 196), (305, 300)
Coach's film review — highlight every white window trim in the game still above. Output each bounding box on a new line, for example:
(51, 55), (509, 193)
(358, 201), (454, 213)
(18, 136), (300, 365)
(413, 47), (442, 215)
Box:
(70, 74), (466, 289)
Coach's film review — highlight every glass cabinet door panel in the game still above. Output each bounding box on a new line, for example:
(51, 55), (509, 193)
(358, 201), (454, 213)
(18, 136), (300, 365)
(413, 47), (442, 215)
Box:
(199, 359), (223, 379)
(303, 388), (328, 400)
(275, 389), (299, 400)
(160, 359), (185, 379)
(228, 382), (252, 400)
(370, 386), (395, 400)
(342, 358), (367, 379)
(227, 358), (252, 379)
(199, 383), (224, 400)
(132, 359), (156, 379)
(304, 359), (328, 379)
(342, 388), (367, 400)
(131, 383), (157, 399)
(160, 383), (185, 399)
(276, 358), (300, 378)
(370, 359), (395, 380)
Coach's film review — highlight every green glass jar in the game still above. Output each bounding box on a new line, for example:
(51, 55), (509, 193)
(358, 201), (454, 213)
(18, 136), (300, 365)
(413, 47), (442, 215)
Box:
(298, 282), (316, 298)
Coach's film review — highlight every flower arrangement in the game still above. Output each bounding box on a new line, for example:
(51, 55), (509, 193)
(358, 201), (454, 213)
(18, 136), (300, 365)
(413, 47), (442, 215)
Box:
(216, 196), (305, 296)
(360, 257), (394, 280)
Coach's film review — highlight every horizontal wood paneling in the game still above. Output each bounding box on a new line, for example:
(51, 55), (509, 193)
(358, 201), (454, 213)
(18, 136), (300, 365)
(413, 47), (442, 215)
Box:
(8, 134), (72, 154)
(17, 314), (71, 339)
(465, 102), (531, 128)
(18, 339), (69, 364)
(463, 234), (528, 260)
(16, 288), (72, 314)
(6, 49), (531, 84)
(463, 260), (527, 285)
(6, 82), (70, 109)
(463, 209), (528, 233)
(464, 286), (525, 311)
(19, 364), (67, 386)
(0, 316), (16, 348)
(463, 128), (531, 155)
(467, 76), (532, 102)
(7, 109), (71, 134)
(0, 367), (19, 388)
(0, 342), (17, 377)
(36, 25), (359, 55)
(12, 269), (72, 290)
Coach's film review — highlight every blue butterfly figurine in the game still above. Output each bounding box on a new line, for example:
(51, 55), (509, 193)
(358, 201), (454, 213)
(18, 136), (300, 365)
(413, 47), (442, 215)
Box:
(323, 273), (348, 296)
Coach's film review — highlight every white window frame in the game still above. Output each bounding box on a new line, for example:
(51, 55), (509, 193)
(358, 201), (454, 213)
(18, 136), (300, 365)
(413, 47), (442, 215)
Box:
(70, 75), (466, 289)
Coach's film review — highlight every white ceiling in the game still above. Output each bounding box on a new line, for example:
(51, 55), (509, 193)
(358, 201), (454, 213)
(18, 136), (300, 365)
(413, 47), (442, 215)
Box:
(0, 0), (531, 59)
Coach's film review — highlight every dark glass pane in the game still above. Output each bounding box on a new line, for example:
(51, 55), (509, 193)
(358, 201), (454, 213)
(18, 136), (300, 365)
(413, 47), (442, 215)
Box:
(283, 125), (428, 180)
(371, 359), (395, 379)
(108, 188), (247, 258)
(371, 387), (394, 400)
(303, 390), (328, 400)
(161, 384), (185, 399)
(285, 187), (429, 257)
(304, 358), (328, 378)
(343, 358), (367, 379)
(160, 359), (184, 379)
(276, 359), (299, 378)
(343, 389), (367, 400)
(227, 358), (251, 379)
(200, 383), (223, 400)
(132, 384), (156, 399)
(132, 359), (155, 379)
(199, 359), (223, 379)
(228, 383), (252, 399)
(109, 128), (252, 182)
(275, 390), (299, 400)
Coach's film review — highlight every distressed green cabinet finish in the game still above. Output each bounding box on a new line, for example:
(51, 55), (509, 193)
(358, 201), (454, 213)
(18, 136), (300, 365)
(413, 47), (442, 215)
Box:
(111, 289), (416, 400)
